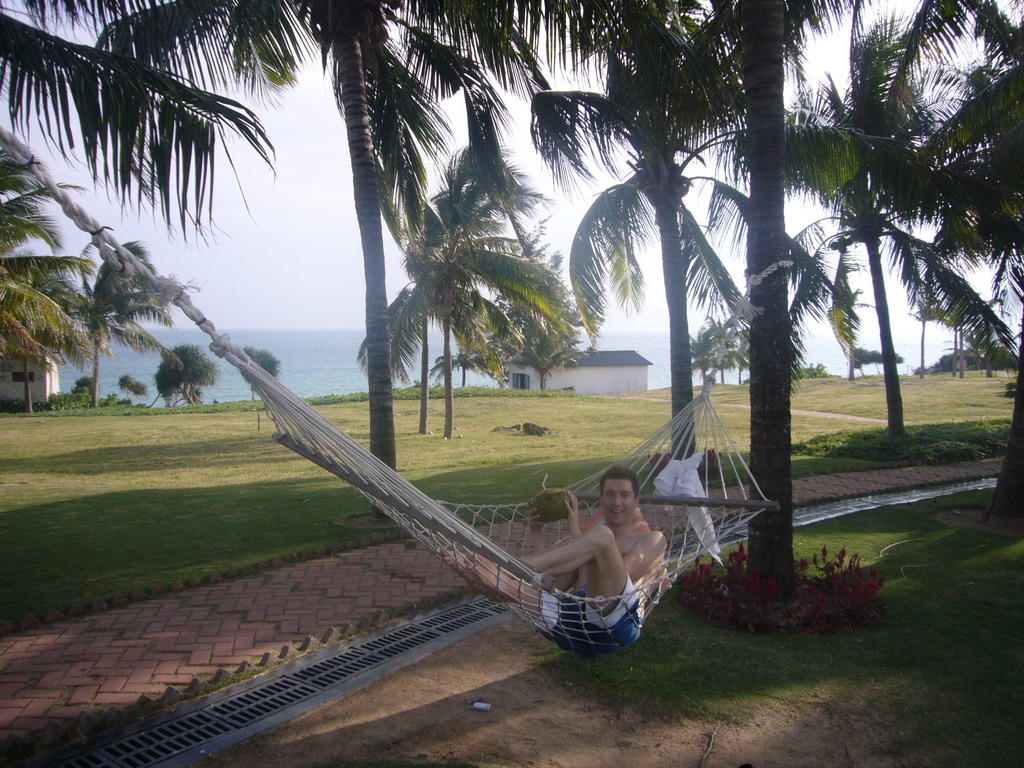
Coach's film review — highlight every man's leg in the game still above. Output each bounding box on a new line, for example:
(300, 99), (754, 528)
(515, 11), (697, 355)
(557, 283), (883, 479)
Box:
(524, 526), (628, 602)
(444, 547), (543, 611)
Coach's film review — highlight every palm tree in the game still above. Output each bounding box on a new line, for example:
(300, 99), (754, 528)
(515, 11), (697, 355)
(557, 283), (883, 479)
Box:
(737, 0), (795, 597)
(948, 4), (1024, 518)
(0, 252), (89, 411)
(95, 0), (620, 468)
(0, 151), (90, 411)
(690, 321), (728, 383)
(243, 346), (282, 400)
(118, 373), (148, 400)
(725, 329), (751, 385)
(382, 149), (559, 439)
(75, 242), (173, 407)
(430, 347), (490, 389)
(531, 23), (741, 418)
(512, 324), (580, 391)
(790, 13), (1013, 436)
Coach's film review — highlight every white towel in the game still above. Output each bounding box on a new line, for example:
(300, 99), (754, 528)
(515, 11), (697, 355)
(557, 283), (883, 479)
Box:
(653, 454), (723, 564)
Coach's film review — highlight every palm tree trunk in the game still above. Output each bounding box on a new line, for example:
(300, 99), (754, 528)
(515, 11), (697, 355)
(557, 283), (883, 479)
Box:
(91, 338), (101, 408)
(419, 317), (429, 435)
(919, 319), (926, 378)
(985, 312), (1024, 519)
(337, 34), (397, 469)
(865, 237), (905, 436)
(442, 313), (454, 439)
(848, 351), (856, 381)
(22, 360), (33, 414)
(741, 0), (795, 598)
(651, 197), (693, 419)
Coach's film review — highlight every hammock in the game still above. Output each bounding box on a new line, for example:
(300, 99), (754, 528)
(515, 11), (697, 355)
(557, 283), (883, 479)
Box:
(1, 127), (778, 657)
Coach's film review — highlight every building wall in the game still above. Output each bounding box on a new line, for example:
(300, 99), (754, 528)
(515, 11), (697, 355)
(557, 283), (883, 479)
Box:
(509, 364), (648, 395)
(0, 359), (61, 403)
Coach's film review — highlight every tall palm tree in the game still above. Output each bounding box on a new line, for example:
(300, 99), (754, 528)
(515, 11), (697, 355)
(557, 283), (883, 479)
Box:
(946, 3), (1024, 518)
(76, 242), (173, 407)
(512, 323), (580, 391)
(531, 22), (741, 418)
(0, 150), (90, 411)
(790, 13), (1013, 436)
(737, 0), (795, 597)
(94, 0), (589, 468)
(382, 149), (559, 439)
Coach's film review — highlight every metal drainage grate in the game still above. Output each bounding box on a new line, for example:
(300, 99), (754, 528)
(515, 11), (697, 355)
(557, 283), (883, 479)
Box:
(35, 596), (509, 768)
(206, 678), (321, 728)
(91, 713), (234, 768)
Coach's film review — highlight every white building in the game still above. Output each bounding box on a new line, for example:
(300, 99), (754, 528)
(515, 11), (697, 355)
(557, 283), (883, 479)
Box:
(509, 349), (652, 395)
(0, 358), (61, 404)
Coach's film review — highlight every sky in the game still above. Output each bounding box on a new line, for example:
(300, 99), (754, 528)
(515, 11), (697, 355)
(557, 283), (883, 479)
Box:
(5, 1), (989, 357)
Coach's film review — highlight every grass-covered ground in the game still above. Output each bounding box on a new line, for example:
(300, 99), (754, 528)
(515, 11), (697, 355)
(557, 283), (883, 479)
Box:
(0, 373), (1012, 623)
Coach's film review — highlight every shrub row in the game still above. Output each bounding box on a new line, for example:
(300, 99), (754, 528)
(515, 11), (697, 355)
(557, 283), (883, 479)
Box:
(793, 419), (1010, 464)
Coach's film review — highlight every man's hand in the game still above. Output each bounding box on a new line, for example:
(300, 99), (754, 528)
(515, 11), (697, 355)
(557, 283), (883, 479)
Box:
(564, 490), (582, 538)
(526, 501), (545, 537)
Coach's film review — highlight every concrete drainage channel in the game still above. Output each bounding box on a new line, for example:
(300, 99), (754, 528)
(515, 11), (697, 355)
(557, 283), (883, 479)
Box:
(31, 477), (995, 768)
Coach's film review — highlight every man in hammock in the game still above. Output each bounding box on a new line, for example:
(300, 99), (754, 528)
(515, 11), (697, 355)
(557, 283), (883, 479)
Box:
(446, 465), (666, 658)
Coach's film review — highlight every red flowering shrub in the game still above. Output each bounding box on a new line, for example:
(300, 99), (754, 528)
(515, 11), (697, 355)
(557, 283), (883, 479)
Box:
(675, 544), (886, 633)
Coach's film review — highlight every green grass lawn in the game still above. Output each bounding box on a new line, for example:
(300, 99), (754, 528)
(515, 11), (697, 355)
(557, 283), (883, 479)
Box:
(0, 374), (1012, 622)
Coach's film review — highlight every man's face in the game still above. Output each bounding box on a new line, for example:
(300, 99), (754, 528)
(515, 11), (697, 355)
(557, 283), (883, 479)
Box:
(600, 478), (638, 526)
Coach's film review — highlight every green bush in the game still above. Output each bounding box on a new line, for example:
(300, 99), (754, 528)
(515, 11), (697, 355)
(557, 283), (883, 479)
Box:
(1007, 379), (1017, 398)
(46, 391), (93, 410)
(795, 363), (832, 380)
(793, 420), (1010, 464)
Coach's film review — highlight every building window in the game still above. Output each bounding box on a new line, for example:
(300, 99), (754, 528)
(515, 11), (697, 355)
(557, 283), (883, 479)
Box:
(511, 372), (530, 390)
(12, 371), (35, 383)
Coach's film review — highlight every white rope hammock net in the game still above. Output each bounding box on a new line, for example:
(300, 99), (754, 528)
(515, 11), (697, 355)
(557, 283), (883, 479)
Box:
(1, 127), (776, 656)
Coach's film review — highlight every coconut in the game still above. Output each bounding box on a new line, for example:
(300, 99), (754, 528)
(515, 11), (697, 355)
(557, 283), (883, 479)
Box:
(532, 488), (569, 522)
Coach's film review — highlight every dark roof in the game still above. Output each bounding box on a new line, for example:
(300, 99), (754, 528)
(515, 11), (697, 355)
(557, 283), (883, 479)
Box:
(572, 349), (652, 367)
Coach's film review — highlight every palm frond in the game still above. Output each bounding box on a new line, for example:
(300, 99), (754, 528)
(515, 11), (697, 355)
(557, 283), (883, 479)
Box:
(568, 182), (650, 339)
(0, 13), (273, 229)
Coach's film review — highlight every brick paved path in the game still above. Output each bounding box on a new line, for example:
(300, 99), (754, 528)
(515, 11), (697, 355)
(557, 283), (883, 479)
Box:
(0, 459), (1002, 755)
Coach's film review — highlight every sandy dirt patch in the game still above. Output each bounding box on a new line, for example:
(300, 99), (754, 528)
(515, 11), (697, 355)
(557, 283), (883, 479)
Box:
(202, 620), (905, 768)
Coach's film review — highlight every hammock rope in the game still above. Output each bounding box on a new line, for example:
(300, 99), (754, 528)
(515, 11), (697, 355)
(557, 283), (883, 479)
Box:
(1, 127), (777, 655)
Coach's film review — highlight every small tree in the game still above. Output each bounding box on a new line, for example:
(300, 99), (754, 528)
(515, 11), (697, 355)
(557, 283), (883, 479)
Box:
(242, 346), (281, 400)
(154, 344), (218, 406)
(118, 374), (148, 400)
(853, 347), (903, 376)
(513, 324), (580, 391)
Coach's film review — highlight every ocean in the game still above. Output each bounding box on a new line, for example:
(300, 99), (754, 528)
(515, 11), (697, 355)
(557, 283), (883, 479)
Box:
(58, 326), (955, 406)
